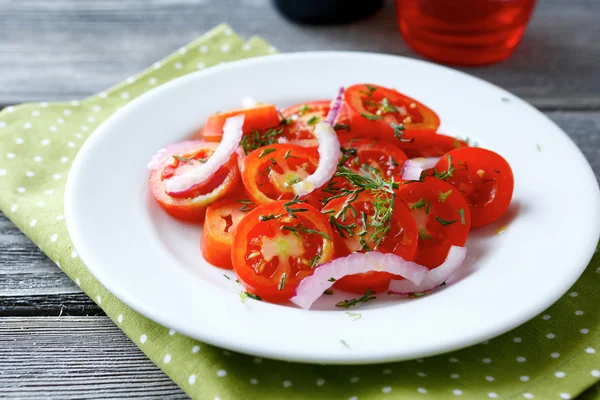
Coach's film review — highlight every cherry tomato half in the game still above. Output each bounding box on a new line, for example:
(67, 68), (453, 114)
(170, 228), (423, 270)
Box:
(401, 133), (468, 158)
(232, 200), (335, 302)
(242, 144), (318, 205)
(305, 135), (408, 210)
(435, 148), (514, 227)
(337, 134), (408, 179)
(149, 141), (240, 222)
(201, 196), (256, 269)
(344, 84), (440, 142)
(202, 104), (281, 142)
(396, 177), (471, 268)
(323, 191), (419, 294)
(281, 100), (351, 147)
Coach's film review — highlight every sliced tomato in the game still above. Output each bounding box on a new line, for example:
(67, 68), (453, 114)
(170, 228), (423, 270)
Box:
(344, 84), (440, 143)
(202, 104), (281, 142)
(305, 135), (408, 210)
(241, 144), (318, 205)
(395, 177), (471, 269)
(232, 200), (335, 302)
(281, 100), (351, 147)
(201, 196), (256, 269)
(149, 141), (240, 222)
(337, 134), (408, 179)
(401, 133), (468, 158)
(323, 191), (419, 294)
(435, 148), (514, 227)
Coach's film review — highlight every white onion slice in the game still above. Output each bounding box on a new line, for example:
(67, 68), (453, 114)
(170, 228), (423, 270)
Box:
(325, 87), (344, 126)
(165, 115), (244, 194)
(388, 245), (467, 296)
(401, 157), (440, 180)
(241, 96), (258, 108)
(290, 252), (429, 310)
(292, 122), (341, 196)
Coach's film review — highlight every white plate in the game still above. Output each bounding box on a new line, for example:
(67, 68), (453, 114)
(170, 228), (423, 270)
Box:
(65, 52), (600, 364)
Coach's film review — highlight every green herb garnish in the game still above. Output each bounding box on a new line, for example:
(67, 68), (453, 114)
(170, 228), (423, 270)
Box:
(259, 148), (276, 158)
(307, 115), (320, 125)
(457, 208), (466, 226)
(438, 190), (452, 202)
(361, 113), (383, 121)
(336, 288), (376, 309)
(278, 273), (287, 291)
(436, 216), (458, 226)
(240, 127), (283, 155)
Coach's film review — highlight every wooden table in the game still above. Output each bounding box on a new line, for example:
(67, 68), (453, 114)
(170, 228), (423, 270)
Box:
(1, 0), (599, 398)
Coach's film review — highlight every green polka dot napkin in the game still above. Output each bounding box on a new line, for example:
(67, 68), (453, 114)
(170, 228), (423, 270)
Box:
(1, 24), (600, 400)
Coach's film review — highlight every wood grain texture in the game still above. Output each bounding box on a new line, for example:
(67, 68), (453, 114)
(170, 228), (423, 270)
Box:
(0, 317), (186, 398)
(0, 0), (599, 108)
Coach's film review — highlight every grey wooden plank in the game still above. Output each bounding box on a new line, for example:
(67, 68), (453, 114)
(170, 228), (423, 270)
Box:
(0, 0), (599, 109)
(0, 111), (598, 315)
(0, 317), (187, 399)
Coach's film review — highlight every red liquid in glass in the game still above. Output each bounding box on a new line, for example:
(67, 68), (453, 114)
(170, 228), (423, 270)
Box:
(396, 0), (536, 66)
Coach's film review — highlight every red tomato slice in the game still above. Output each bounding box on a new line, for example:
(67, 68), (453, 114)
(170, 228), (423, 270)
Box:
(232, 200), (335, 302)
(435, 148), (514, 227)
(241, 144), (318, 205)
(396, 177), (471, 268)
(323, 191), (419, 294)
(201, 196), (256, 269)
(202, 104), (281, 142)
(337, 134), (408, 179)
(344, 84), (440, 142)
(281, 100), (351, 147)
(305, 135), (408, 210)
(149, 141), (240, 222)
(401, 133), (468, 158)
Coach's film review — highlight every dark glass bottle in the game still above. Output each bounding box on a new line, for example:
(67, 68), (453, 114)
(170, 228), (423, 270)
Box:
(273, 0), (384, 25)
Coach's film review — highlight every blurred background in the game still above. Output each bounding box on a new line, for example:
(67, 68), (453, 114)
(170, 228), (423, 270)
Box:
(0, 0), (598, 110)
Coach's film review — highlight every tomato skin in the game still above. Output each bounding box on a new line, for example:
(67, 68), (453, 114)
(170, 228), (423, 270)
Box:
(323, 192), (419, 294)
(281, 100), (351, 147)
(241, 144), (318, 205)
(344, 84), (440, 142)
(201, 196), (255, 269)
(202, 104), (281, 141)
(149, 142), (240, 222)
(396, 177), (471, 269)
(337, 134), (408, 178)
(401, 133), (468, 158)
(232, 201), (335, 302)
(435, 148), (514, 227)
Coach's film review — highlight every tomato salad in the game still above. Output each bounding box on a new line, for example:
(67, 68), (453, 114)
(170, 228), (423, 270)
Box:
(148, 84), (514, 309)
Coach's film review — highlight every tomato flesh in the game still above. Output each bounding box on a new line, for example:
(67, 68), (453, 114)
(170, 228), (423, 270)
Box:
(232, 201), (334, 302)
(344, 84), (440, 142)
(242, 144), (318, 205)
(149, 142), (240, 222)
(396, 177), (471, 268)
(201, 196), (255, 269)
(324, 191), (419, 293)
(202, 104), (281, 142)
(435, 148), (514, 227)
(401, 133), (468, 158)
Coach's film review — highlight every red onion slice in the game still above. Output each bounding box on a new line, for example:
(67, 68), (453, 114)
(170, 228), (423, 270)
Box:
(325, 87), (344, 126)
(166, 115), (244, 194)
(292, 122), (341, 196)
(401, 157), (440, 180)
(290, 252), (429, 309)
(388, 245), (467, 296)
(147, 140), (206, 171)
